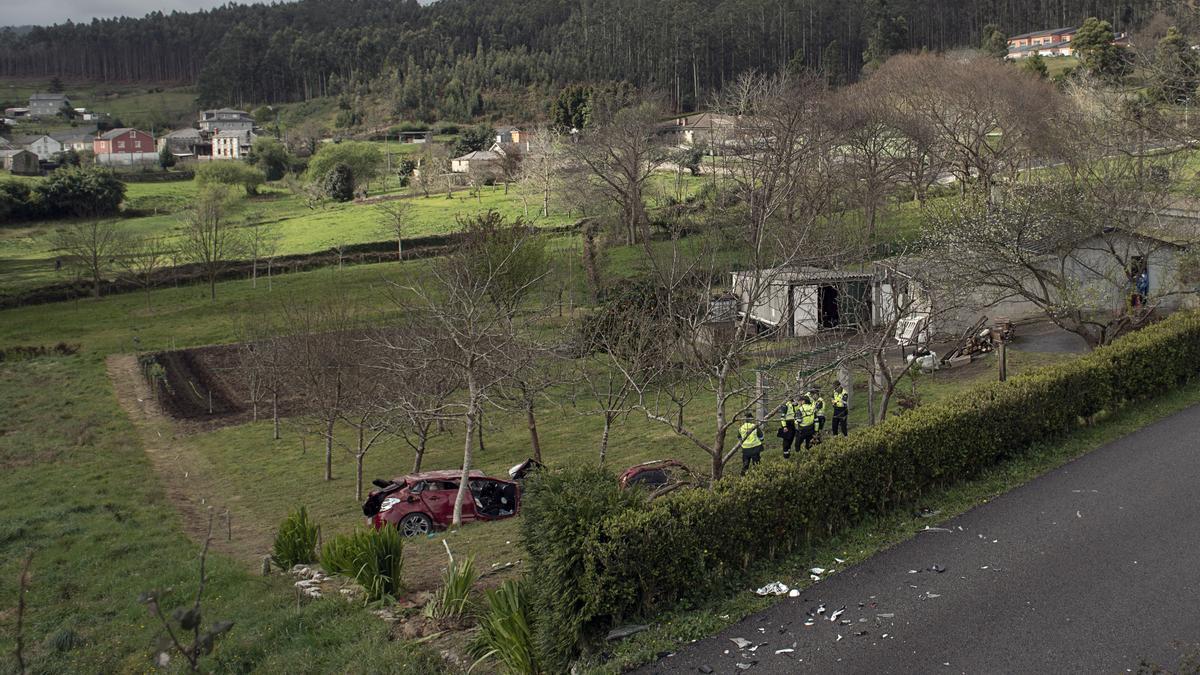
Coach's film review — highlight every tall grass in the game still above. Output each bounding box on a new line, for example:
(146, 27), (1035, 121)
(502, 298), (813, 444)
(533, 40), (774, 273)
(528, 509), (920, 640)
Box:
(469, 579), (540, 675)
(424, 547), (478, 624)
(270, 506), (320, 570)
(320, 526), (405, 602)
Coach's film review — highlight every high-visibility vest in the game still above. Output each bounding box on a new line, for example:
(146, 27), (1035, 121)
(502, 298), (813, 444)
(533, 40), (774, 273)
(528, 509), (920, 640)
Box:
(738, 422), (763, 449)
(798, 403), (816, 427)
(833, 391), (847, 410)
(780, 401), (796, 426)
(812, 396), (825, 414)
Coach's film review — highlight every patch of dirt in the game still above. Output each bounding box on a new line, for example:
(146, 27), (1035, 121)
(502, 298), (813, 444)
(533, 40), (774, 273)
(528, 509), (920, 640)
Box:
(106, 354), (274, 566)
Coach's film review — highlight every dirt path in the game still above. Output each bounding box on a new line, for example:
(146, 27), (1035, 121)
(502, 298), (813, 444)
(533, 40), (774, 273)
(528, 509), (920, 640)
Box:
(106, 354), (273, 567)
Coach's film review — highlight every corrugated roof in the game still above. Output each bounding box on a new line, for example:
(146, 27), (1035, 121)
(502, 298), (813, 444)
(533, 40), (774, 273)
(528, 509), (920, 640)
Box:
(99, 128), (136, 140)
(1009, 27), (1076, 40)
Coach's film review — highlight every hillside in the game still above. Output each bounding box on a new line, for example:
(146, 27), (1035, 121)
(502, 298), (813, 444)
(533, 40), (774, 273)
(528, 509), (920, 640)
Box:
(0, 0), (1169, 119)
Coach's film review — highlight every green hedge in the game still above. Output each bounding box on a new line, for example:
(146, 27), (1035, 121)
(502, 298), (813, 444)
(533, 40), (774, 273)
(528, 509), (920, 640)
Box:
(526, 310), (1200, 665)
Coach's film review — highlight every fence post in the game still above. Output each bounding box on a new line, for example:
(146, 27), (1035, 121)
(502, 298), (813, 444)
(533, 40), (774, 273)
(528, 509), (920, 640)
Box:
(755, 371), (769, 422)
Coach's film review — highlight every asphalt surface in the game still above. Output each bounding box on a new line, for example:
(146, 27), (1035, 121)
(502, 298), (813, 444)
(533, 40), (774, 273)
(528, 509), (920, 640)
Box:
(637, 403), (1200, 674)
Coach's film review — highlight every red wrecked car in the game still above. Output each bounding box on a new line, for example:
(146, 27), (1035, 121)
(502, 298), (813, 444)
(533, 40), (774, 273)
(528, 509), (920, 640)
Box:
(618, 460), (704, 499)
(362, 470), (520, 537)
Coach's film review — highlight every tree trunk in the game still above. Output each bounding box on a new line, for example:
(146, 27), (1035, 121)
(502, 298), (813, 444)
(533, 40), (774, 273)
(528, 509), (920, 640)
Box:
(453, 382), (479, 527)
(272, 393), (280, 440)
(209, 274), (217, 301)
(599, 416), (611, 466)
(397, 238), (403, 262)
(324, 417), (334, 481)
(526, 399), (542, 463)
(355, 426), (365, 501)
(413, 436), (426, 473)
(92, 273), (101, 298)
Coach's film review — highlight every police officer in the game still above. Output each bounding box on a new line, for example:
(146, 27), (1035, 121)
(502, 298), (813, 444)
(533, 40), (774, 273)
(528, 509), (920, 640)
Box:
(831, 381), (849, 437)
(809, 388), (827, 439)
(738, 411), (764, 475)
(778, 396), (797, 458)
(796, 396), (817, 451)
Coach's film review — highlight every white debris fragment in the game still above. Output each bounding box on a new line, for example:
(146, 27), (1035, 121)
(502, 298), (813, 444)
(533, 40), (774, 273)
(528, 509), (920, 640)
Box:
(810, 568), (826, 575)
(834, 558), (846, 564)
(755, 582), (790, 596)
(788, 589), (801, 598)
(829, 607), (845, 622)
(775, 648), (794, 655)
(730, 638), (754, 649)
(836, 634), (843, 642)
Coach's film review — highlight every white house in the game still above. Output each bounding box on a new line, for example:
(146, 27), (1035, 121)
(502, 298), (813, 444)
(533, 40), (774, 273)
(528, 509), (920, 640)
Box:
(23, 134), (63, 159)
(451, 149), (501, 174)
(51, 130), (96, 153)
(200, 109), (255, 134)
(212, 129), (255, 160)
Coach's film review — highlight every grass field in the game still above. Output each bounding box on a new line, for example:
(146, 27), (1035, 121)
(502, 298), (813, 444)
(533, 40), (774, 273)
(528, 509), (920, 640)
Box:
(0, 78), (198, 133)
(0, 171), (713, 296)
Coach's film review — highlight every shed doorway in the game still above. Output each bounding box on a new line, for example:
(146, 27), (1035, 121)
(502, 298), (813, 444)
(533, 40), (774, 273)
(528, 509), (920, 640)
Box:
(819, 285), (840, 328)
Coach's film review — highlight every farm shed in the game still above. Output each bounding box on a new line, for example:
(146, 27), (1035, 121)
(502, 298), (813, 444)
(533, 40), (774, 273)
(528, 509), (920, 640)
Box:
(1, 149), (40, 175)
(731, 266), (878, 337)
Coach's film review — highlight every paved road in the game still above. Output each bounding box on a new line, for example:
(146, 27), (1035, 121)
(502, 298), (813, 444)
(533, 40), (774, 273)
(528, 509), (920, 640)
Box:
(638, 404), (1200, 674)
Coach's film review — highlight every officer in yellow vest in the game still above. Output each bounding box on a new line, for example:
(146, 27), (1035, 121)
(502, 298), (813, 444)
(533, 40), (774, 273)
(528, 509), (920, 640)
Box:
(831, 381), (849, 437)
(809, 388), (827, 439)
(796, 396), (817, 451)
(778, 396), (798, 458)
(738, 411), (764, 475)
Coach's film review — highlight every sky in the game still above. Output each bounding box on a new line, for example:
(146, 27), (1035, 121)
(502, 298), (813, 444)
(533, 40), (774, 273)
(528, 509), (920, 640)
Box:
(5, 0), (272, 27)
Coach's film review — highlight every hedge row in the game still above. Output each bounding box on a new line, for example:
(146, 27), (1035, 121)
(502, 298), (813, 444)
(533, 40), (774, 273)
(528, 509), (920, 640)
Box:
(524, 310), (1200, 668)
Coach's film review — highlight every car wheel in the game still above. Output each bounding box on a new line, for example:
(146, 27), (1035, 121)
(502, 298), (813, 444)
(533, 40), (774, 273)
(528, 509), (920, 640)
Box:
(398, 513), (433, 537)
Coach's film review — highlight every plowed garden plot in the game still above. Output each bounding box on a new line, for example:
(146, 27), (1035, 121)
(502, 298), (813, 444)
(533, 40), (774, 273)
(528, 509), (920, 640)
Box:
(141, 344), (300, 429)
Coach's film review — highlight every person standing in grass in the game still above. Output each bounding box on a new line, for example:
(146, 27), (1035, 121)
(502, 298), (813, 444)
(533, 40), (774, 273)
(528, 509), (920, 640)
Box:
(778, 396), (797, 459)
(796, 395), (817, 452)
(738, 411), (764, 475)
(831, 381), (850, 437)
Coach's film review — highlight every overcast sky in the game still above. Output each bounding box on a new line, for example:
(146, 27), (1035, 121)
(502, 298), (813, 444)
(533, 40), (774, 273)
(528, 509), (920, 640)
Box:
(6, 0), (272, 28)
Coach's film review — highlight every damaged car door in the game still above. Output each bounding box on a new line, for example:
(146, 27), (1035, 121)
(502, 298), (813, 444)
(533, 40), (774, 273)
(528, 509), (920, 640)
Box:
(469, 478), (519, 520)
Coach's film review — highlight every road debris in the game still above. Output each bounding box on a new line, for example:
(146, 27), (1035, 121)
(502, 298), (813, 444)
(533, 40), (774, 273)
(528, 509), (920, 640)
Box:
(775, 648), (795, 655)
(698, 666), (714, 674)
(788, 589), (801, 598)
(730, 637), (754, 649)
(829, 607), (845, 622)
(930, 565), (946, 573)
(605, 625), (649, 641)
(876, 613), (895, 619)
(810, 568), (827, 575)
(755, 582), (790, 596)
(923, 526), (953, 533)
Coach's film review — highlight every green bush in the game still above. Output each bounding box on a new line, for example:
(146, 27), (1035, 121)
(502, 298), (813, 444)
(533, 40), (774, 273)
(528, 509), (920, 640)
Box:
(195, 161), (266, 195)
(33, 165), (125, 218)
(469, 579), (541, 675)
(322, 163), (355, 202)
(526, 310), (1200, 662)
(270, 506), (320, 570)
(320, 526), (405, 602)
(519, 466), (643, 671)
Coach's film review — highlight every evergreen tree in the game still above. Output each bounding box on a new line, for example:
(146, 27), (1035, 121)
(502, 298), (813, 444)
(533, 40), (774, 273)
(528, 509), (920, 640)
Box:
(1020, 53), (1049, 79)
(159, 145), (177, 170)
(981, 24), (1009, 60)
(1073, 17), (1130, 81)
(1149, 27), (1200, 104)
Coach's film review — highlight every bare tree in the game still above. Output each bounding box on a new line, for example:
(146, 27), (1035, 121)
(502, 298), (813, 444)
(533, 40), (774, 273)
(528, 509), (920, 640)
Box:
(834, 83), (908, 240)
(276, 293), (360, 481)
(517, 127), (562, 218)
(377, 218), (545, 525)
(381, 347), (457, 472)
(869, 53), (1066, 196)
(51, 220), (124, 298)
(115, 236), (172, 309)
(375, 199), (412, 261)
(565, 101), (668, 246)
(597, 73), (847, 479)
(245, 214), (280, 290)
(179, 187), (247, 301)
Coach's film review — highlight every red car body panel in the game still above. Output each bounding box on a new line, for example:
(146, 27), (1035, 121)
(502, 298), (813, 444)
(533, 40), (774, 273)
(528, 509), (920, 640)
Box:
(364, 469), (519, 534)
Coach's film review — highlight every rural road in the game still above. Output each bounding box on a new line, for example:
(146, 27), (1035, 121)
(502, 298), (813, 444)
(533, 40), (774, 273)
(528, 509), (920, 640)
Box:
(637, 404), (1200, 674)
